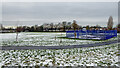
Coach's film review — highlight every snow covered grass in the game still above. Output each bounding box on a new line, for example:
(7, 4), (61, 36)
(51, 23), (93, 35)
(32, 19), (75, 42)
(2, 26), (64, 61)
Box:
(0, 43), (119, 66)
(0, 32), (118, 46)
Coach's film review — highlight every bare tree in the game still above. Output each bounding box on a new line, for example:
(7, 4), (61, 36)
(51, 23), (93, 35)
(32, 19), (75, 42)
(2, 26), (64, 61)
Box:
(107, 16), (113, 30)
(86, 25), (90, 30)
(62, 21), (67, 32)
(72, 20), (78, 39)
(66, 22), (72, 31)
(16, 26), (22, 42)
(50, 23), (54, 32)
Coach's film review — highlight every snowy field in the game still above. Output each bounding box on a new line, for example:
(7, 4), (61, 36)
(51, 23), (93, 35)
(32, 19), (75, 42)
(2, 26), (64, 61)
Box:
(0, 32), (119, 67)
(0, 32), (118, 46)
(0, 43), (119, 66)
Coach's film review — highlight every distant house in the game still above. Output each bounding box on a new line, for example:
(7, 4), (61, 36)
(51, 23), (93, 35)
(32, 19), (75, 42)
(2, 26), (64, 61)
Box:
(43, 23), (51, 31)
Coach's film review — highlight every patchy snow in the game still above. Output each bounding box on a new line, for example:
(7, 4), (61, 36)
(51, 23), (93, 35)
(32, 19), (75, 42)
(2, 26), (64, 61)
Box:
(71, 35), (102, 40)
(0, 32), (105, 46)
(0, 32), (119, 66)
(0, 43), (119, 66)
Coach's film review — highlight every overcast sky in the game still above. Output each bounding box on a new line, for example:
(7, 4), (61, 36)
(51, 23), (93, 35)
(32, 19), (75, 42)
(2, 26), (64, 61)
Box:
(1, 0), (119, 2)
(1, 2), (118, 27)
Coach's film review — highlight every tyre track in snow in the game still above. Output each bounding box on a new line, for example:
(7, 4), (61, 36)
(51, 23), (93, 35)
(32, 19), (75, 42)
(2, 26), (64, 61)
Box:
(1, 39), (119, 50)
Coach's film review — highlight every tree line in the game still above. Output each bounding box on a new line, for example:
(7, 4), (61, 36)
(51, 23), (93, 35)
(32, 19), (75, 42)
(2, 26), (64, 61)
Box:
(1, 16), (120, 33)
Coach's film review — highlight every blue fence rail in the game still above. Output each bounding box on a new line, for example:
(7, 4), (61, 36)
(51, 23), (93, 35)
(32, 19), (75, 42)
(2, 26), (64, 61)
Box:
(66, 30), (117, 40)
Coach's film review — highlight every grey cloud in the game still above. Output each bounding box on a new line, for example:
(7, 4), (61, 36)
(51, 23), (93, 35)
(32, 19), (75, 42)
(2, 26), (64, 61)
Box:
(1, 2), (118, 27)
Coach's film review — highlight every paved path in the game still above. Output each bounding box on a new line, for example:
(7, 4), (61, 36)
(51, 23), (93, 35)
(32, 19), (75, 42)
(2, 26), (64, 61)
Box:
(1, 39), (119, 50)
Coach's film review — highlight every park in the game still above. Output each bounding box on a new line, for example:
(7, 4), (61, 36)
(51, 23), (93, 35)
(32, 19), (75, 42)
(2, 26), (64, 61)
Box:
(0, 2), (119, 68)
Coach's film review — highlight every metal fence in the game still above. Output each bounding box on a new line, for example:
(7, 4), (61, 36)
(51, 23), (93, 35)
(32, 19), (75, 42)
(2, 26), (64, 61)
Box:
(66, 30), (117, 40)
